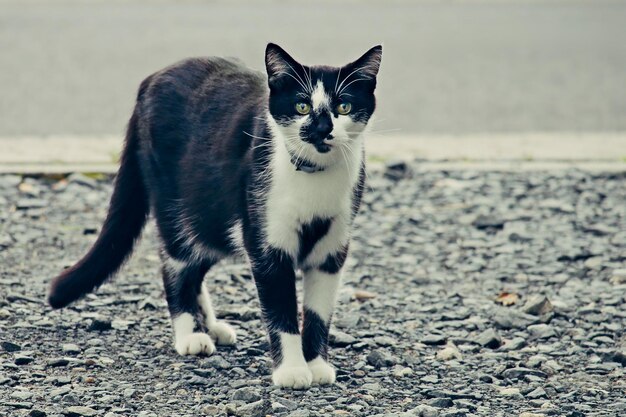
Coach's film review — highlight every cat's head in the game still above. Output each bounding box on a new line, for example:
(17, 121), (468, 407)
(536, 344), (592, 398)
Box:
(265, 43), (382, 170)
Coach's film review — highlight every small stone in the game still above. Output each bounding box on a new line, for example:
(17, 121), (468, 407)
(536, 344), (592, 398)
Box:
(422, 334), (447, 345)
(526, 387), (547, 399)
(527, 324), (556, 339)
(287, 411), (311, 417)
(1, 341), (21, 352)
(499, 388), (522, 399)
(374, 336), (396, 346)
(366, 349), (396, 368)
(65, 406), (98, 417)
(205, 355), (230, 369)
(231, 387), (262, 403)
(583, 256), (603, 269)
(62, 344), (81, 355)
(384, 160), (409, 180)
(329, 330), (356, 347)
(88, 319), (112, 332)
(502, 367), (547, 380)
(67, 173), (98, 189)
(138, 297), (158, 310)
(361, 382), (381, 393)
(29, 410), (47, 417)
(519, 413), (544, 417)
(123, 388), (136, 398)
(523, 296), (553, 316)
(409, 404), (440, 417)
(610, 269), (626, 284)
(143, 393), (158, 402)
(235, 399), (271, 417)
(500, 337), (526, 351)
(47, 358), (70, 367)
(436, 344), (462, 361)
(428, 397), (453, 408)
(14, 355), (34, 365)
(472, 214), (505, 230)
(475, 329), (502, 349)
(15, 198), (47, 210)
(11, 391), (33, 401)
(393, 366), (414, 378)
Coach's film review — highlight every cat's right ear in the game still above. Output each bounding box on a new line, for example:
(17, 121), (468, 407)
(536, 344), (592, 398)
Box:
(265, 43), (300, 88)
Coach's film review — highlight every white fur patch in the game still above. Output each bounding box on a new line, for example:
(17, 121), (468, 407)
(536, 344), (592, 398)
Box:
(303, 269), (341, 322)
(272, 333), (312, 389)
(197, 284), (237, 345)
(227, 219), (245, 254)
(172, 313), (216, 356)
(307, 357), (336, 385)
(311, 80), (330, 112)
(163, 255), (187, 275)
(263, 115), (363, 259)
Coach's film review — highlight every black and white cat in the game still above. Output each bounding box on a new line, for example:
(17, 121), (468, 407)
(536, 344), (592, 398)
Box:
(48, 43), (382, 389)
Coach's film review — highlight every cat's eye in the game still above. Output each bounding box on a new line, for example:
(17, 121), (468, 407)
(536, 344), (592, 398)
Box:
(295, 102), (311, 115)
(337, 102), (352, 115)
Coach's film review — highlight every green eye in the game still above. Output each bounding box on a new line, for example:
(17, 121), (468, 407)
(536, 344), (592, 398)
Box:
(337, 102), (352, 115)
(295, 102), (311, 115)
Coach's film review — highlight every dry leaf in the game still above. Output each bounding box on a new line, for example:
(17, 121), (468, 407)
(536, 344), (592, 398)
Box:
(495, 292), (519, 306)
(353, 289), (377, 301)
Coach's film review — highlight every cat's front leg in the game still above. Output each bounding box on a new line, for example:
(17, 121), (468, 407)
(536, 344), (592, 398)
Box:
(251, 248), (312, 389)
(302, 249), (347, 385)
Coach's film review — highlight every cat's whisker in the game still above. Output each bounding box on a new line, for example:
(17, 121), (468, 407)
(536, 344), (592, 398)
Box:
(336, 66), (367, 95)
(334, 67), (342, 95)
(338, 77), (371, 96)
(275, 71), (309, 92)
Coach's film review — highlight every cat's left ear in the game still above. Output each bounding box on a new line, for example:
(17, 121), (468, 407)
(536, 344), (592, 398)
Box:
(346, 45), (383, 80)
(265, 43), (301, 88)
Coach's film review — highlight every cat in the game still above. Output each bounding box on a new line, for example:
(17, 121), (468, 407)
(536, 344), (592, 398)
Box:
(48, 43), (382, 389)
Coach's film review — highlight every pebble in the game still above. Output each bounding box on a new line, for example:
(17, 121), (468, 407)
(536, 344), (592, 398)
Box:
(436, 344), (462, 361)
(235, 399), (271, 417)
(14, 355), (35, 365)
(62, 344), (81, 355)
(527, 324), (556, 339)
(474, 329), (502, 349)
(65, 406), (98, 417)
(366, 349), (397, 368)
(523, 296), (554, 316)
(1, 341), (21, 352)
(502, 367), (547, 380)
(526, 387), (547, 399)
(231, 387), (262, 403)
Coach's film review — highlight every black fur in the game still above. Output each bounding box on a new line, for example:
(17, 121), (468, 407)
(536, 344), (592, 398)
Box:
(48, 44), (381, 376)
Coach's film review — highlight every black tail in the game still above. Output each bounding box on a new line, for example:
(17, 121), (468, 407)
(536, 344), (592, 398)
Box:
(48, 111), (149, 308)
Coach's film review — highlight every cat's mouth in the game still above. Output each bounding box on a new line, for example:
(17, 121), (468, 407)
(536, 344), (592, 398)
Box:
(314, 143), (332, 153)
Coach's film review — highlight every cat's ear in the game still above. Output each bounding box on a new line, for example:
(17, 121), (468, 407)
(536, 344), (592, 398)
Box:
(346, 45), (383, 80)
(265, 43), (301, 88)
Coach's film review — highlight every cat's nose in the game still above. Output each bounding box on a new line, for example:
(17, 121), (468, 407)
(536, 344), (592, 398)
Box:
(313, 115), (333, 141)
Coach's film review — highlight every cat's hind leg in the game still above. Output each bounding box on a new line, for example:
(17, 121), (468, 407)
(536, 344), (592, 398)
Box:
(198, 282), (237, 345)
(162, 255), (216, 356)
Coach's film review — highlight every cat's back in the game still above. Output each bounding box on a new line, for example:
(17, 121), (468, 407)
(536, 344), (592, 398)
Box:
(136, 56), (267, 151)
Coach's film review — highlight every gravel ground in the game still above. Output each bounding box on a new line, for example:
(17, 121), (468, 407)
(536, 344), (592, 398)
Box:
(1, 166), (625, 417)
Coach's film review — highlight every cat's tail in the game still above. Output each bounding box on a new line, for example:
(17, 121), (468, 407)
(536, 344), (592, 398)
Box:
(48, 110), (149, 309)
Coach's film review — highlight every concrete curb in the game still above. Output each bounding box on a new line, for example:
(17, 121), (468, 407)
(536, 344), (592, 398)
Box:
(1, 133), (625, 173)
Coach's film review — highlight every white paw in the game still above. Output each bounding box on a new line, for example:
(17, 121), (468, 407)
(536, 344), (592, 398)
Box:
(308, 357), (336, 385)
(175, 332), (216, 356)
(209, 321), (237, 346)
(272, 364), (313, 389)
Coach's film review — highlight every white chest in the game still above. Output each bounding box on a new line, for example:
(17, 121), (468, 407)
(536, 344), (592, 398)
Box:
(262, 143), (361, 260)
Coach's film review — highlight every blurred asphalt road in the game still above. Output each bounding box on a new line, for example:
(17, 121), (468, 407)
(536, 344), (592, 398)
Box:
(1, 0), (625, 137)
